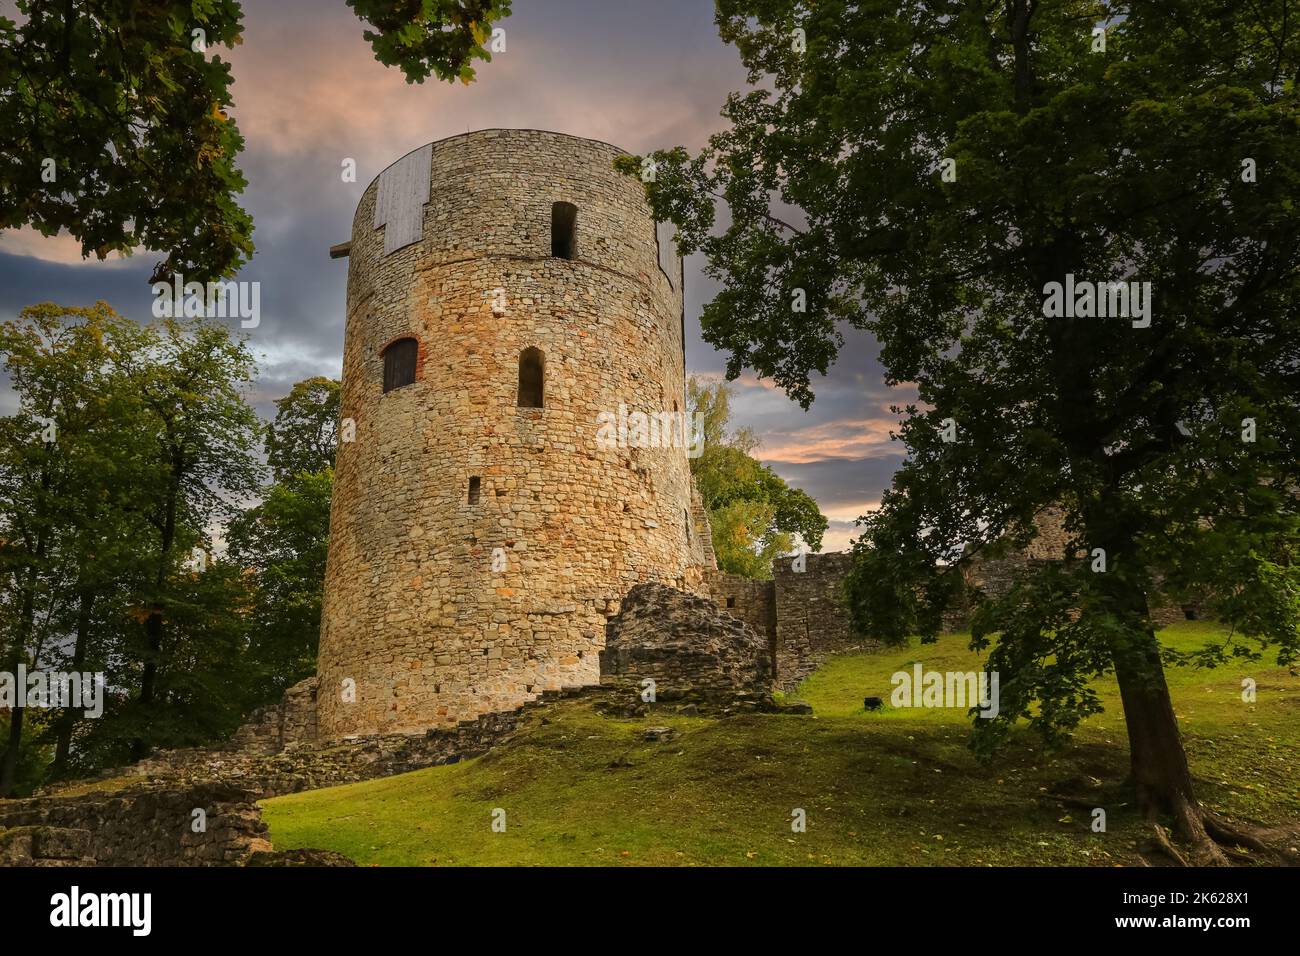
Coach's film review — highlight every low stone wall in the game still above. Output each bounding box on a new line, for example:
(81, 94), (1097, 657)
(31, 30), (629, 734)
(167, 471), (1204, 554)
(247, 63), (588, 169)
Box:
(2, 689), (595, 867)
(957, 553), (1202, 630)
(0, 781), (271, 866)
(773, 553), (876, 690)
(229, 676), (320, 756)
(118, 707), (528, 801)
(704, 558), (878, 693)
(704, 571), (776, 651)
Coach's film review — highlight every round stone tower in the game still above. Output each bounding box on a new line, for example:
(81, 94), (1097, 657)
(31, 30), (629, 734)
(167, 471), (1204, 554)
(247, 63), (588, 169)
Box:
(317, 129), (711, 739)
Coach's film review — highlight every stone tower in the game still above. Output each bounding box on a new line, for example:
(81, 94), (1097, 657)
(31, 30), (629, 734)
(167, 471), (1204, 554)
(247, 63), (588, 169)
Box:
(317, 129), (712, 739)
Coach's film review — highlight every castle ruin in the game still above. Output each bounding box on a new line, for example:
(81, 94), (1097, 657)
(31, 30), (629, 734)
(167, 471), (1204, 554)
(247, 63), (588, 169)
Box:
(317, 130), (715, 738)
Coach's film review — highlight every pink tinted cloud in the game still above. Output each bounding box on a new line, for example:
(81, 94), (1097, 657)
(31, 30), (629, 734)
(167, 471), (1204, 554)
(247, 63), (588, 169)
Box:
(757, 417), (900, 464)
(222, 6), (742, 186)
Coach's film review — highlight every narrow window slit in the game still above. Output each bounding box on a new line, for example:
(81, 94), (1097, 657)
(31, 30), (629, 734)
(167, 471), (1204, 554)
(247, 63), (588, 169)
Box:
(518, 347), (544, 407)
(551, 202), (577, 259)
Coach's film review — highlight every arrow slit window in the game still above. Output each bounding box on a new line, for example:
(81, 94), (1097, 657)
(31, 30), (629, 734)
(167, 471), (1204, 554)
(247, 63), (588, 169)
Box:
(551, 202), (577, 259)
(518, 347), (544, 408)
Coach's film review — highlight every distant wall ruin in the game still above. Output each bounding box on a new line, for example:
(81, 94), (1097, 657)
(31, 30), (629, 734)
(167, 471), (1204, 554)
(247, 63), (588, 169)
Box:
(705, 553), (876, 692)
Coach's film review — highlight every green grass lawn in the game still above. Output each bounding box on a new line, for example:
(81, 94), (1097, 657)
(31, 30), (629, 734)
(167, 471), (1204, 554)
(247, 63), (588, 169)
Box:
(260, 622), (1300, 866)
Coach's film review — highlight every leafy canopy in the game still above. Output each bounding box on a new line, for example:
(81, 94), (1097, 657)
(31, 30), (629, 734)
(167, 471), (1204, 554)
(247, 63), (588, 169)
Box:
(0, 0), (512, 280)
(628, 0), (1300, 754)
(266, 376), (342, 483)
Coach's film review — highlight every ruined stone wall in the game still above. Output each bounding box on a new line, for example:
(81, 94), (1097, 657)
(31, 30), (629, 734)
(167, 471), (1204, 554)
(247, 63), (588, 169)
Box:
(229, 676), (319, 756)
(955, 506), (1202, 628)
(0, 782), (270, 866)
(1021, 503), (1074, 559)
(773, 553), (876, 690)
(705, 571), (776, 651)
(318, 130), (706, 738)
(125, 708), (528, 800)
(600, 583), (774, 702)
(703, 558), (873, 693)
(690, 484), (718, 573)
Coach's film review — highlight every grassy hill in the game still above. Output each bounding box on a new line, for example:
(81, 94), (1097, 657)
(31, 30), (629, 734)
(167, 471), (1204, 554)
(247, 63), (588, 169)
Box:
(260, 622), (1299, 866)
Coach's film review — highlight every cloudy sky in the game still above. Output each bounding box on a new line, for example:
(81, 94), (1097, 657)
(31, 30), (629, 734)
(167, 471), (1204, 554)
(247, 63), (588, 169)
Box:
(0, 0), (910, 551)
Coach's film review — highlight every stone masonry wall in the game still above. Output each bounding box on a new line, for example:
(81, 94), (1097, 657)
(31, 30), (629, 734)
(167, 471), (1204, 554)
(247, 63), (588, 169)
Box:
(229, 676), (319, 756)
(122, 708), (528, 800)
(690, 484), (718, 572)
(600, 583), (774, 701)
(1, 701), (561, 867)
(318, 130), (709, 738)
(954, 506), (1202, 629)
(0, 782), (270, 866)
(773, 553), (875, 690)
(704, 570), (776, 656)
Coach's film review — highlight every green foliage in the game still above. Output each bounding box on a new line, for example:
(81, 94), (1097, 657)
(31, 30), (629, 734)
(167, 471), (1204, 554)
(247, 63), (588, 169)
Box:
(265, 377), (341, 483)
(0, 711), (53, 796)
(227, 467), (333, 690)
(0, 303), (158, 788)
(0, 312), (337, 780)
(231, 376), (339, 690)
(688, 376), (826, 577)
(82, 558), (260, 769)
(0, 1), (252, 282)
(631, 1), (1300, 775)
(0, 303), (273, 783)
(347, 0), (512, 83)
(101, 312), (263, 758)
(133, 315), (265, 535)
(0, 0), (513, 279)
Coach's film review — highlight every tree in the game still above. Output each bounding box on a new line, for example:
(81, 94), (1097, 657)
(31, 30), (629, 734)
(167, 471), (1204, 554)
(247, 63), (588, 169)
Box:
(0, 1), (251, 282)
(227, 467), (333, 691)
(0, 305), (266, 779)
(347, 0), (512, 83)
(230, 376), (339, 690)
(631, 1), (1300, 863)
(115, 316), (263, 760)
(265, 377), (341, 483)
(0, 0), (510, 281)
(0, 393), (63, 795)
(688, 376), (827, 577)
(0, 302), (154, 792)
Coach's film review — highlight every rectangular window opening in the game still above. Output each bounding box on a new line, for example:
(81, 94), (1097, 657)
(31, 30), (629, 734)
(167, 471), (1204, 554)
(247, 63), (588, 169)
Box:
(551, 202), (578, 259)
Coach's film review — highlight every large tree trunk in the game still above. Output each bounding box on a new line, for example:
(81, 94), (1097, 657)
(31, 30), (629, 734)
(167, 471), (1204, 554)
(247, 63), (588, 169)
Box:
(0, 697), (23, 801)
(1093, 527), (1246, 864)
(132, 602), (164, 762)
(1108, 616), (1237, 864)
(0, 699), (24, 798)
(1, 628), (32, 797)
(1, 553), (42, 797)
(1108, 624), (1202, 817)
